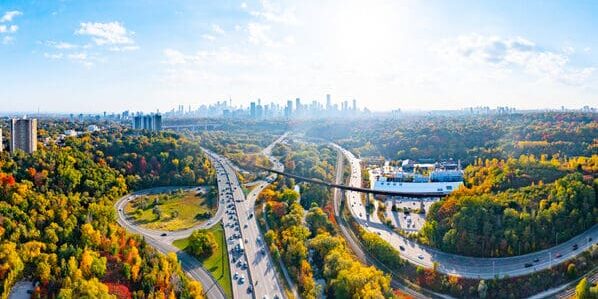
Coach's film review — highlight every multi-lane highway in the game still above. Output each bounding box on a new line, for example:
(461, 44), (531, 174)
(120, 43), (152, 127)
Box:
(332, 143), (598, 280)
(210, 134), (287, 299)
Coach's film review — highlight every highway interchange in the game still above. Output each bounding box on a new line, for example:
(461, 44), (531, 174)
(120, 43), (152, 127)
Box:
(115, 136), (597, 298)
(116, 136), (287, 299)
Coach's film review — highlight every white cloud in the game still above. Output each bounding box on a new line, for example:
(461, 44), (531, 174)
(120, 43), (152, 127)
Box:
(439, 34), (595, 84)
(44, 52), (64, 59)
(1, 10), (22, 23)
(0, 12), (20, 45)
(68, 52), (94, 67)
(247, 22), (293, 47)
(108, 45), (139, 52)
(249, 0), (297, 25)
(76, 22), (135, 46)
(2, 36), (14, 44)
(211, 24), (225, 35)
(163, 48), (189, 65)
(202, 34), (216, 41)
(0, 24), (18, 33)
(46, 41), (78, 49)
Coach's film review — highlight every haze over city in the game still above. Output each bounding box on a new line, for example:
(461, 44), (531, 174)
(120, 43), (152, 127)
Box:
(1, 0), (597, 113)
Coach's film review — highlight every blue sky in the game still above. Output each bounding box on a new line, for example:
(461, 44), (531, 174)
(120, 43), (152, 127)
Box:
(0, 0), (597, 113)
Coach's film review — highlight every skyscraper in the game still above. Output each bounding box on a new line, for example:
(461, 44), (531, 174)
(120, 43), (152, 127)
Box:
(352, 99), (357, 111)
(10, 118), (37, 154)
(326, 94), (331, 111)
(250, 102), (257, 118)
(285, 100), (293, 118)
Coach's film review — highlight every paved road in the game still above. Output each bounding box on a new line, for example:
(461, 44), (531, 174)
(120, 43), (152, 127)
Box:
(209, 134), (287, 299)
(115, 185), (225, 244)
(115, 151), (229, 299)
(332, 143), (598, 280)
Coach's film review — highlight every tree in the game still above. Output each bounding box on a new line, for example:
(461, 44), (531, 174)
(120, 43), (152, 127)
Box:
(279, 189), (299, 205)
(576, 278), (590, 299)
(478, 280), (488, 299)
(306, 206), (333, 235)
(187, 230), (217, 258)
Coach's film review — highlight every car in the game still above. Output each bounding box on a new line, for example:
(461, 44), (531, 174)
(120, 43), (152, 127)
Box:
(399, 246), (405, 251)
(238, 276), (246, 284)
(573, 244), (579, 250)
(417, 254), (424, 260)
(244, 224), (248, 228)
(247, 286), (253, 293)
(590, 237), (593, 242)
(245, 239), (248, 244)
(533, 258), (540, 263)
(160, 233), (167, 237)
(524, 263), (533, 268)
(555, 253), (562, 258)
(233, 272), (239, 279)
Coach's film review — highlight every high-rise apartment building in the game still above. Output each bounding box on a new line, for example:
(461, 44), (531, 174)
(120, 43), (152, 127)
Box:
(132, 114), (162, 131)
(10, 118), (37, 154)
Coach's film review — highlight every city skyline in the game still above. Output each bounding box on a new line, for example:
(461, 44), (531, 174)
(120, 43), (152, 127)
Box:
(1, 1), (598, 113)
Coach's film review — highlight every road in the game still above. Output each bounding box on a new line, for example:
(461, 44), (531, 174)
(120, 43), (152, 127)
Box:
(115, 151), (232, 299)
(115, 186), (225, 244)
(209, 133), (287, 299)
(332, 143), (598, 280)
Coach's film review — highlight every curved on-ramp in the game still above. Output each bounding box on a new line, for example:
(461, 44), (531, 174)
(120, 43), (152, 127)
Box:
(115, 150), (230, 299)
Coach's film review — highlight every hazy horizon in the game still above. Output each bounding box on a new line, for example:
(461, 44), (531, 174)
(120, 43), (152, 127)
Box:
(1, 0), (597, 113)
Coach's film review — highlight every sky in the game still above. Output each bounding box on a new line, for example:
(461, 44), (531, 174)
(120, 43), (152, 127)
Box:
(0, 0), (597, 113)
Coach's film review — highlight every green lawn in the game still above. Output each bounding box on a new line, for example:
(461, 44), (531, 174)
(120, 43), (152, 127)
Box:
(174, 224), (232, 299)
(125, 189), (214, 231)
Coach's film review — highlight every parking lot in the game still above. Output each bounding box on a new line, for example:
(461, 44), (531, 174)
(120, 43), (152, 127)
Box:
(384, 198), (438, 231)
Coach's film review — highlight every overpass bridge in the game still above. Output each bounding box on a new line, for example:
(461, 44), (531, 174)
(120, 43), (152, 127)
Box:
(254, 165), (448, 198)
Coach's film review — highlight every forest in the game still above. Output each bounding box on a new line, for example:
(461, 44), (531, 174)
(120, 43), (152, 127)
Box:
(272, 140), (338, 209)
(259, 182), (392, 299)
(421, 155), (597, 257)
(305, 112), (597, 164)
(0, 126), (213, 298)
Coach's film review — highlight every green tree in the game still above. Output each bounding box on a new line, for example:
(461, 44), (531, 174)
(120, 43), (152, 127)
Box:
(187, 230), (217, 258)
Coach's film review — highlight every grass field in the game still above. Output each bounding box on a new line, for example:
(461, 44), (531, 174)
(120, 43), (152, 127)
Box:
(173, 224), (232, 299)
(125, 189), (214, 231)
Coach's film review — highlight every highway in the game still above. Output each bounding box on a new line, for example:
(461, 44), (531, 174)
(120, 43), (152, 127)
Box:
(208, 133), (287, 299)
(332, 143), (598, 280)
(115, 159), (228, 299)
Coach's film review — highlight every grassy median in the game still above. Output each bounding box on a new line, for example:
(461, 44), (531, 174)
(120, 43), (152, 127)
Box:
(125, 189), (214, 231)
(174, 224), (232, 299)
